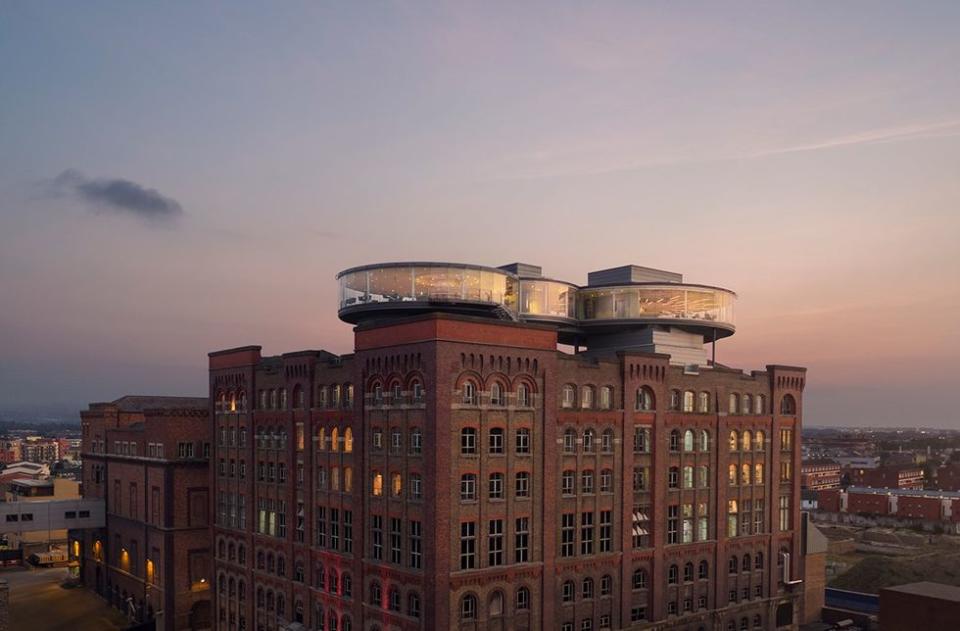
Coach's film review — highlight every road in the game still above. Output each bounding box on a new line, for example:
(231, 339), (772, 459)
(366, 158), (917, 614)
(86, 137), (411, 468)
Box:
(3, 566), (128, 631)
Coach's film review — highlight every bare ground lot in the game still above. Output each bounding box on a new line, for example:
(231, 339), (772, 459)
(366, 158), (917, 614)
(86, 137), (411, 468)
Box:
(3, 566), (127, 631)
(816, 522), (960, 593)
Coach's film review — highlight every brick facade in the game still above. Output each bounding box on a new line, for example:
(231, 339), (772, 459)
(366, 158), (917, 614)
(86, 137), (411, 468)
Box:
(79, 396), (212, 631)
(210, 313), (806, 631)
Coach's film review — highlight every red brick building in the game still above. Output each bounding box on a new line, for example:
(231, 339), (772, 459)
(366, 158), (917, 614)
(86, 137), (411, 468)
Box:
(880, 582), (960, 630)
(848, 465), (923, 490)
(79, 396), (213, 630)
(800, 460), (840, 491)
(210, 262), (809, 631)
(934, 463), (960, 491)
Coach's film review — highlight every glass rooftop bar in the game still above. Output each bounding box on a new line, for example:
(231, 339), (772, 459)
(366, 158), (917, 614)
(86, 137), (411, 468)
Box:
(337, 262), (736, 342)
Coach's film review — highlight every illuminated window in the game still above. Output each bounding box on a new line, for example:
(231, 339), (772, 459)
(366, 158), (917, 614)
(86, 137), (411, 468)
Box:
(372, 473), (383, 497)
(391, 473), (402, 497)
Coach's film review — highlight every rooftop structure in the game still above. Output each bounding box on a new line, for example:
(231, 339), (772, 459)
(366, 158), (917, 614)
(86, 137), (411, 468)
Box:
(337, 261), (736, 366)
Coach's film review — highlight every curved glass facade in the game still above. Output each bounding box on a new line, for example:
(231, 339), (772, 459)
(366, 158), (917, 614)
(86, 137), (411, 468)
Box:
(519, 279), (577, 320)
(338, 264), (518, 316)
(577, 285), (735, 328)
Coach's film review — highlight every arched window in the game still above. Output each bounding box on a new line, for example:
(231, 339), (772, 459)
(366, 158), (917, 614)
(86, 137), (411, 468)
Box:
(683, 430), (695, 452)
(729, 556), (738, 574)
(636, 386), (654, 411)
(583, 429), (595, 453)
(755, 552), (764, 569)
(600, 386), (613, 410)
(563, 429), (576, 453)
(391, 381), (402, 402)
(409, 427), (422, 454)
(698, 391), (710, 413)
(372, 472), (383, 496)
(670, 389), (681, 410)
(698, 559), (709, 579)
(279, 388), (288, 410)
(729, 430), (738, 452)
(410, 379), (424, 403)
(517, 384), (530, 407)
(780, 394), (797, 415)
(742, 554), (751, 572)
(632, 568), (647, 589)
(755, 395), (766, 415)
(581, 386), (595, 409)
(754, 430), (764, 451)
(683, 390), (695, 412)
(238, 390), (247, 412)
(668, 564), (679, 584)
(668, 466), (680, 489)
(741, 430), (752, 452)
(292, 384), (304, 409)
(463, 381), (477, 405)
(269, 389), (277, 409)
(697, 465), (709, 488)
(700, 429), (710, 452)
(601, 429), (614, 453)
(343, 427), (353, 453)
(461, 428), (477, 454)
(316, 427), (326, 452)
(728, 393), (740, 414)
(561, 384), (576, 409)
(369, 580), (382, 607)
(330, 427), (339, 452)
(728, 464), (737, 486)
(741, 393), (752, 415)
(388, 587), (400, 611)
(670, 429), (681, 452)
(489, 590), (504, 616)
(516, 586), (530, 610)
(408, 592), (421, 618)
(460, 594), (477, 620)
(582, 577), (594, 598)
(754, 463), (763, 485)
(684, 562), (694, 582)
(391, 473), (402, 496)
(753, 614), (763, 628)
(491, 382), (505, 406)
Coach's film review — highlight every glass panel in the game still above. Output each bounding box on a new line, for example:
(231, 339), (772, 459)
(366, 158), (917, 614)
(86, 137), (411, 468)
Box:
(577, 286), (735, 327)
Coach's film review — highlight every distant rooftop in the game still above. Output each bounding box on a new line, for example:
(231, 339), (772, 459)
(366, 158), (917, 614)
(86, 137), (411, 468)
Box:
(882, 581), (960, 602)
(108, 395), (208, 412)
(586, 264), (683, 286)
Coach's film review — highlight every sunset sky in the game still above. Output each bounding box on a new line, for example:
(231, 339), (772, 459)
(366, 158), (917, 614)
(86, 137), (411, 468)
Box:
(1, 2), (958, 427)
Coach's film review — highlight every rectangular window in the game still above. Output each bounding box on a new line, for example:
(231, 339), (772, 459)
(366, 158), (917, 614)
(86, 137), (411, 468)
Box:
(515, 517), (529, 563)
(600, 510), (612, 553)
(276, 500), (286, 537)
(667, 505), (678, 544)
(779, 495), (791, 531)
(372, 515), (383, 560)
(600, 469), (612, 493)
(580, 512), (594, 555)
(632, 505), (651, 549)
(460, 521), (476, 569)
(682, 503), (693, 543)
(728, 499), (738, 537)
(315, 507), (326, 547)
(633, 467), (648, 492)
(410, 520), (422, 568)
(390, 517), (402, 564)
(330, 508), (340, 549)
(754, 499), (764, 533)
(561, 513), (575, 557)
(488, 519), (504, 566)
(343, 510), (353, 553)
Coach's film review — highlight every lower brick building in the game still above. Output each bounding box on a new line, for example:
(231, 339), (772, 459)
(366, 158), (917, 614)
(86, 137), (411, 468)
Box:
(79, 396), (213, 630)
(800, 460), (841, 491)
(848, 465), (923, 490)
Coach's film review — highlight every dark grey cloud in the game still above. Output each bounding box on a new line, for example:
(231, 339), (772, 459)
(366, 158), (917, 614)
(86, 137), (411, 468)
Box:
(47, 169), (184, 222)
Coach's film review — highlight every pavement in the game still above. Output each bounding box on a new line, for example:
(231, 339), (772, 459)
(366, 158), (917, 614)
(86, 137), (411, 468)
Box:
(3, 566), (128, 631)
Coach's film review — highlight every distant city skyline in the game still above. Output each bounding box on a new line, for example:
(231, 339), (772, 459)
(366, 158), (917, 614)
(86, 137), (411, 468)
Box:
(2, 2), (959, 428)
